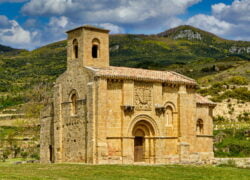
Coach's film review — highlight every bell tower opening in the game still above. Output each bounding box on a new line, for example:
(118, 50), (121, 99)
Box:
(73, 39), (78, 59)
(92, 45), (98, 58)
(66, 25), (110, 68)
(92, 38), (100, 59)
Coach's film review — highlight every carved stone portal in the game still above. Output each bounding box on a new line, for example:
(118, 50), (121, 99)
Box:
(134, 82), (152, 111)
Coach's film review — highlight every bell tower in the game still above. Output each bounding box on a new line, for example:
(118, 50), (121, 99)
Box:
(66, 25), (110, 69)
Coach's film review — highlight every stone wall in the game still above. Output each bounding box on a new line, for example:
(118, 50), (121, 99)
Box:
(93, 79), (214, 164)
(215, 158), (250, 168)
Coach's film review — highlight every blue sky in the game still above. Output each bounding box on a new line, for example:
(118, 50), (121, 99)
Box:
(0, 0), (249, 50)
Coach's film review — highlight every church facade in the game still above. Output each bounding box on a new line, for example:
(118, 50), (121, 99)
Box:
(40, 25), (216, 164)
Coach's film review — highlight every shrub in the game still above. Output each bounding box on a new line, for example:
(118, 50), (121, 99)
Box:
(20, 151), (28, 160)
(1, 149), (11, 162)
(228, 76), (248, 85)
(237, 112), (250, 122)
(214, 129), (250, 157)
(0, 95), (26, 110)
(213, 116), (227, 123)
(12, 145), (21, 158)
(212, 87), (250, 102)
(197, 82), (227, 97)
(30, 153), (40, 160)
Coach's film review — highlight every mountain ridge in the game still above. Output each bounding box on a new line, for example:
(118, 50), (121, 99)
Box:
(0, 25), (249, 111)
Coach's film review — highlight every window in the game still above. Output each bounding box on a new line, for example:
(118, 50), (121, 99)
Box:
(166, 106), (173, 125)
(73, 39), (78, 58)
(92, 38), (100, 58)
(196, 119), (204, 134)
(92, 45), (98, 58)
(71, 93), (77, 115)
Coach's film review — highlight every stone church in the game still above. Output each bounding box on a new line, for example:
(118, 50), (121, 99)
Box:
(40, 25), (216, 164)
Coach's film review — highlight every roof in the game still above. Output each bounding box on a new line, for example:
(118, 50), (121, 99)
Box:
(195, 94), (216, 107)
(85, 66), (197, 86)
(66, 25), (110, 33)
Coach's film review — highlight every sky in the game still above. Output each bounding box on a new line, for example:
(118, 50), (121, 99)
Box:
(0, 0), (249, 50)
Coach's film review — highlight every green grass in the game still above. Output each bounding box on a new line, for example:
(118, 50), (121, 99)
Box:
(214, 128), (250, 157)
(0, 164), (250, 180)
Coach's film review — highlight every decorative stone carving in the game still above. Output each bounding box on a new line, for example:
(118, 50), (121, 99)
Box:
(155, 104), (166, 115)
(121, 105), (135, 113)
(134, 82), (152, 111)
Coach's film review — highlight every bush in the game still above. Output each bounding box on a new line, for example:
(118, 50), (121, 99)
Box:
(197, 82), (227, 97)
(0, 95), (26, 110)
(228, 76), (248, 85)
(1, 149), (11, 162)
(237, 112), (250, 122)
(212, 87), (250, 102)
(30, 153), (40, 160)
(213, 115), (227, 123)
(214, 129), (250, 157)
(20, 151), (28, 160)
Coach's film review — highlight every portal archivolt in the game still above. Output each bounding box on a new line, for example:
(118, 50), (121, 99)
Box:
(132, 119), (156, 163)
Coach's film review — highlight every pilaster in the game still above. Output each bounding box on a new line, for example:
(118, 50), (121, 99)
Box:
(53, 84), (63, 163)
(95, 78), (108, 163)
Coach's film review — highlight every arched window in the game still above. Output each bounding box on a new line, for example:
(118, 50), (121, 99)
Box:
(196, 119), (204, 134)
(92, 38), (100, 58)
(71, 93), (77, 115)
(92, 45), (98, 58)
(166, 106), (173, 125)
(73, 39), (78, 59)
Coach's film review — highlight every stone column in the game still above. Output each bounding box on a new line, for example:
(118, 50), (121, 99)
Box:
(177, 85), (195, 162)
(53, 84), (63, 163)
(149, 138), (155, 164)
(40, 103), (54, 163)
(95, 78), (108, 164)
(86, 82), (96, 163)
(122, 80), (134, 163)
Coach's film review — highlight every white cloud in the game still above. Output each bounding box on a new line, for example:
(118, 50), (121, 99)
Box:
(184, 0), (250, 41)
(187, 14), (233, 36)
(22, 0), (201, 24)
(0, 15), (12, 28)
(49, 16), (69, 28)
(17, 0), (203, 49)
(3, 0), (250, 50)
(39, 16), (78, 44)
(24, 18), (37, 28)
(212, 0), (250, 23)
(212, 3), (228, 14)
(98, 23), (124, 34)
(22, 0), (74, 16)
(0, 16), (39, 49)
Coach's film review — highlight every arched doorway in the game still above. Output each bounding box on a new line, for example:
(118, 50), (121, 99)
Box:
(132, 120), (155, 162)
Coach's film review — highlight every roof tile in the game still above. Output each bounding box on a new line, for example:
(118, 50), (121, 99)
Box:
(85, 66), (197, 86)
(195, 94), (216, 106)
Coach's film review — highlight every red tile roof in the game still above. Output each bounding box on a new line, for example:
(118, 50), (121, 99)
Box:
(85, 66), (197, 86)
(195, 94), (216, 107)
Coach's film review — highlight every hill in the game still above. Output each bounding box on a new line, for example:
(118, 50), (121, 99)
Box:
(0, 25), (249, 112)
(0, 44), (17, 53)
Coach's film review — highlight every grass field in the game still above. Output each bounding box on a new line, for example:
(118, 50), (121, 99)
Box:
(0, 163), (250, 180)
